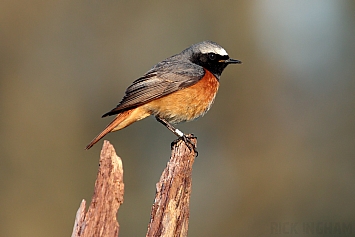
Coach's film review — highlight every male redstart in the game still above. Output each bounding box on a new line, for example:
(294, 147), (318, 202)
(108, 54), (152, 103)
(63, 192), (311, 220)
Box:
(86, 41), (241, 151)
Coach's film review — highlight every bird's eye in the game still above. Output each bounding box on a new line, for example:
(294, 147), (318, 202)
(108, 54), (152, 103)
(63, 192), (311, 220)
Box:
(208, 53), (216, 60)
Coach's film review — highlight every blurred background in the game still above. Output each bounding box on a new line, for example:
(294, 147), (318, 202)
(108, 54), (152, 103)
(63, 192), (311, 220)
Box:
(1, 1), (355, 236)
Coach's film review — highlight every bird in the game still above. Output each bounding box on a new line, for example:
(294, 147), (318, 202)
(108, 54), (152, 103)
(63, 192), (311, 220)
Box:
(85, 41), (241, 152)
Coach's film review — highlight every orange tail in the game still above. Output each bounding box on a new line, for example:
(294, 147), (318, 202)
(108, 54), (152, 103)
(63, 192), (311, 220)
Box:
(85, 110), (132, 150)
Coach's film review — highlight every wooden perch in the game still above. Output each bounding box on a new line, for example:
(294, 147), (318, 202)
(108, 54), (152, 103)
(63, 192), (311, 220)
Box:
(72, 136), (196, 237)
(146, 136), (197, 237)
(72, 141), (124, 237)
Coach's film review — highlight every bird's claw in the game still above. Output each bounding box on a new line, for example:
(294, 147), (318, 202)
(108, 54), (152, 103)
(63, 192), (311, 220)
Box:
(171, 134), (198, 156)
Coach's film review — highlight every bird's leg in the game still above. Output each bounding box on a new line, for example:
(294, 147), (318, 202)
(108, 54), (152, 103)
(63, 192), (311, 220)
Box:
(155, 116), (184, 137)
(155, 116), (198, 155)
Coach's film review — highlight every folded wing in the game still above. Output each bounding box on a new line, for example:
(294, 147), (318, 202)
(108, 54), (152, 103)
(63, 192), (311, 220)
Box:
(102, 60), (205, 117)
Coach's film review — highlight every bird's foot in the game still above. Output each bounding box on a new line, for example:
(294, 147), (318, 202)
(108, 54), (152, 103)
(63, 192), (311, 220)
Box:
(171, 134), (198, 156)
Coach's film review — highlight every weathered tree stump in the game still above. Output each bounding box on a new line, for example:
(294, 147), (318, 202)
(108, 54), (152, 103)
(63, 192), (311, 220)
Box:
(72, 141), (124, 237)
(72, 136), (197, 237)
(146, 136), (197, 237)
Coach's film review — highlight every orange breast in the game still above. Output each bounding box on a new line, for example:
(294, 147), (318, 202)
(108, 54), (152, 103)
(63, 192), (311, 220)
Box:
(144, 69), (219, 124)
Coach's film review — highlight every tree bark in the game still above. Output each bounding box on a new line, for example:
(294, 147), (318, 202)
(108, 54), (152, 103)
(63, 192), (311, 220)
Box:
(71, 140), (124, 237)
(146, 136), (197, 237)
(72, 136), (196, 237)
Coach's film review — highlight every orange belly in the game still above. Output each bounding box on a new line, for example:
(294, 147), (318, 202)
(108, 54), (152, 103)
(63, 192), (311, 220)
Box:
(144, 69), (219, 124)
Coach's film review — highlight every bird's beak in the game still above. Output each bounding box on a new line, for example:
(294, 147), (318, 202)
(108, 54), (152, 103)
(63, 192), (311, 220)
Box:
(225, 58), (242, 64)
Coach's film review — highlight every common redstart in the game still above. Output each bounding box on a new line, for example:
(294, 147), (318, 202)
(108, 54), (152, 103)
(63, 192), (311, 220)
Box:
(86, 41), (241, 152)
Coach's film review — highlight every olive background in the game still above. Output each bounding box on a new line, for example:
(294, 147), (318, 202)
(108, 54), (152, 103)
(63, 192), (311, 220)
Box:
(1, 1), (355, 236)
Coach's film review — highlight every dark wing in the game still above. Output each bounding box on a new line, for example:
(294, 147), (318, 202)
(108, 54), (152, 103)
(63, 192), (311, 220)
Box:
(102, 60), (205, 117)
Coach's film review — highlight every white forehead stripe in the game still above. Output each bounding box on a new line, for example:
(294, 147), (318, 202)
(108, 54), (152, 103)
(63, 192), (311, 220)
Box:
(199, 44), (228, 56)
